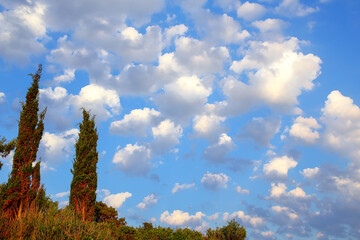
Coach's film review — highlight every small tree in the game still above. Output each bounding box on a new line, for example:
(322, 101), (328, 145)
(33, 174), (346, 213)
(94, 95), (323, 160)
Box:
(0, 137), (16, 170)
(94, 201), (126, 226)
(1, 65), (46, 219)
(70, 109), (99, 221)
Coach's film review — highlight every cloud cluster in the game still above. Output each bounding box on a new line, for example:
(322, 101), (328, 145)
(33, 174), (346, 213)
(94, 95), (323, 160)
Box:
(201, 172), (229, 191)
(263, 156), (297, 179)
(172, 183), (196, 194)
(103, 192), (132, 209)
(137, 193), (158, 209)
(160, 210), (205, 227)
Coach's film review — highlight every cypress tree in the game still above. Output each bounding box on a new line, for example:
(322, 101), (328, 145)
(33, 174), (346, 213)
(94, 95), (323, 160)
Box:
(1, 65), (46, 219)
(70, 109), (98, 221)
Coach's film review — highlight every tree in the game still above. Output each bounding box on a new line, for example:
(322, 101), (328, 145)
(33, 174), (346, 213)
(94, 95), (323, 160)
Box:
(206, 219), (246, 240)
(70, 109), (99, 221)
(0, 137), (16, 170)
(1, 65), (46, 219)
(94, 201), (126, 226)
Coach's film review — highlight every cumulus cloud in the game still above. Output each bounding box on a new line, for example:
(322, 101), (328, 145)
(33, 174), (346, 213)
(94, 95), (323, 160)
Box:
(269, 183), (310, 199)
(289, 116), (321, 144)
(321, 90), (360, 166)
(236, 1), (266, 21)
(275, 0), (318, 17)
(110, 108), (161, 137)
(41, 0), (164, 30)
(192, 113), (226, 141)
(72, 84), (121, 121)
(39, 128), (79, 169)
(301, 167), (319, 178)
(227, 37), (321, 114)
(137, 193), (158, 209)
(172, 183), (196, 194)
(235, 186), (250, 195)
(271, 205), (299, 221)
(201, 172), (229, 191)
(239, 117), (281, 147)
(159, 37), (230, 77)
(113, 143), (151, 176)
(54, 68), (75, 83)
(151, 119), (183, 154)
(53, 191), (70, 198)
(0, 2), (47, 64)
(203, 133), (235, 164)
(160, 210), (205, 227)
(252, 18), (287, 33)
(263, 156), (298, 179)
(155, 75), (211, 123)
(223, 211), (265, 229)
(0, 92), (6, 104)
(103, 192), (132, 209)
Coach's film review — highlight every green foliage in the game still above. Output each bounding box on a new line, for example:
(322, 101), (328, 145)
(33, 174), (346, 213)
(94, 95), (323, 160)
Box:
(1, 64), (46, 219)
(0, 136), (16, 170)
(94, 201), (126, 226)
(0, 199), (246, 240)
(70, 109), (99, 221)
(206, 219), (246, 240)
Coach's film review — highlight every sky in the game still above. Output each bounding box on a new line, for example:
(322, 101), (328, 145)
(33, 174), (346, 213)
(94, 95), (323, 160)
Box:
(0, 0), (360, 239)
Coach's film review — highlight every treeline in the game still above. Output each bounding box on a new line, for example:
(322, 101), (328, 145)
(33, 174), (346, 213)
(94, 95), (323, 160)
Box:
(0, 65), (247, 239)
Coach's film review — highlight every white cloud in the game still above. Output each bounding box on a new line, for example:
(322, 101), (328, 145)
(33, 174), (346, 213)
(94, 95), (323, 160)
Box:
(289, 116), (321, 144)
(159, 37), (230, 77)
(269, 183), (310, 199)
(228, 38), (321, 114)
(235, 186), (250, 195)
(332, 177), (360, 201)
(137, 193), (158, 209)
(252, 18), (287, 33)
(275, 0), (318, 17)
(261, 231), (275, 238)
(0, 2), (47, 64)
(110, 108), (161, 137)
(172, 183), (196, 194)
(160, 210), (205, 227)
(155, 75), (212, 122)
(151, 119), (183, 154)
(72, 84), (121, 121)
(53, 191), (70, 198)
(263, 156), (298, 179)
(54, 68), (75, 83)
(236, 1), (266, 21)
(201, 172), (229, 191)
(271, 205), (299, 220)
(164, 24), (188, 46)
(301, 167), (319, 178)
(42, 0), (164, 30)
(113, 143), (151, 176)
(39, 128), (79, 168)
(321, 90), (360, 166)
(203, 133), (235, 164)
(0, 92), (6, 104)
(223, 211), (265, 228)
(103, 192), (132, 209)
(239, 117), (281, 147)
(192, 113), (226, 140)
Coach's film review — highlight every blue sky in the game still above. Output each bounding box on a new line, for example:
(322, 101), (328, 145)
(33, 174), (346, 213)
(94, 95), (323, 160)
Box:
(0, 0), (360, 239)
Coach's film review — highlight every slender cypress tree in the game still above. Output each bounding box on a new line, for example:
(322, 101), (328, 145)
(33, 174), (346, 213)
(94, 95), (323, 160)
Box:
(70, 109), (98, 221)
(1, 65), (46, 219)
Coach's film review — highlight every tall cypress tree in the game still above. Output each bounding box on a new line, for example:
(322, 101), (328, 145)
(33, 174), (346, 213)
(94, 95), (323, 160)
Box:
(70, 109), (98, 221)
(1, 65), (46, 219)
